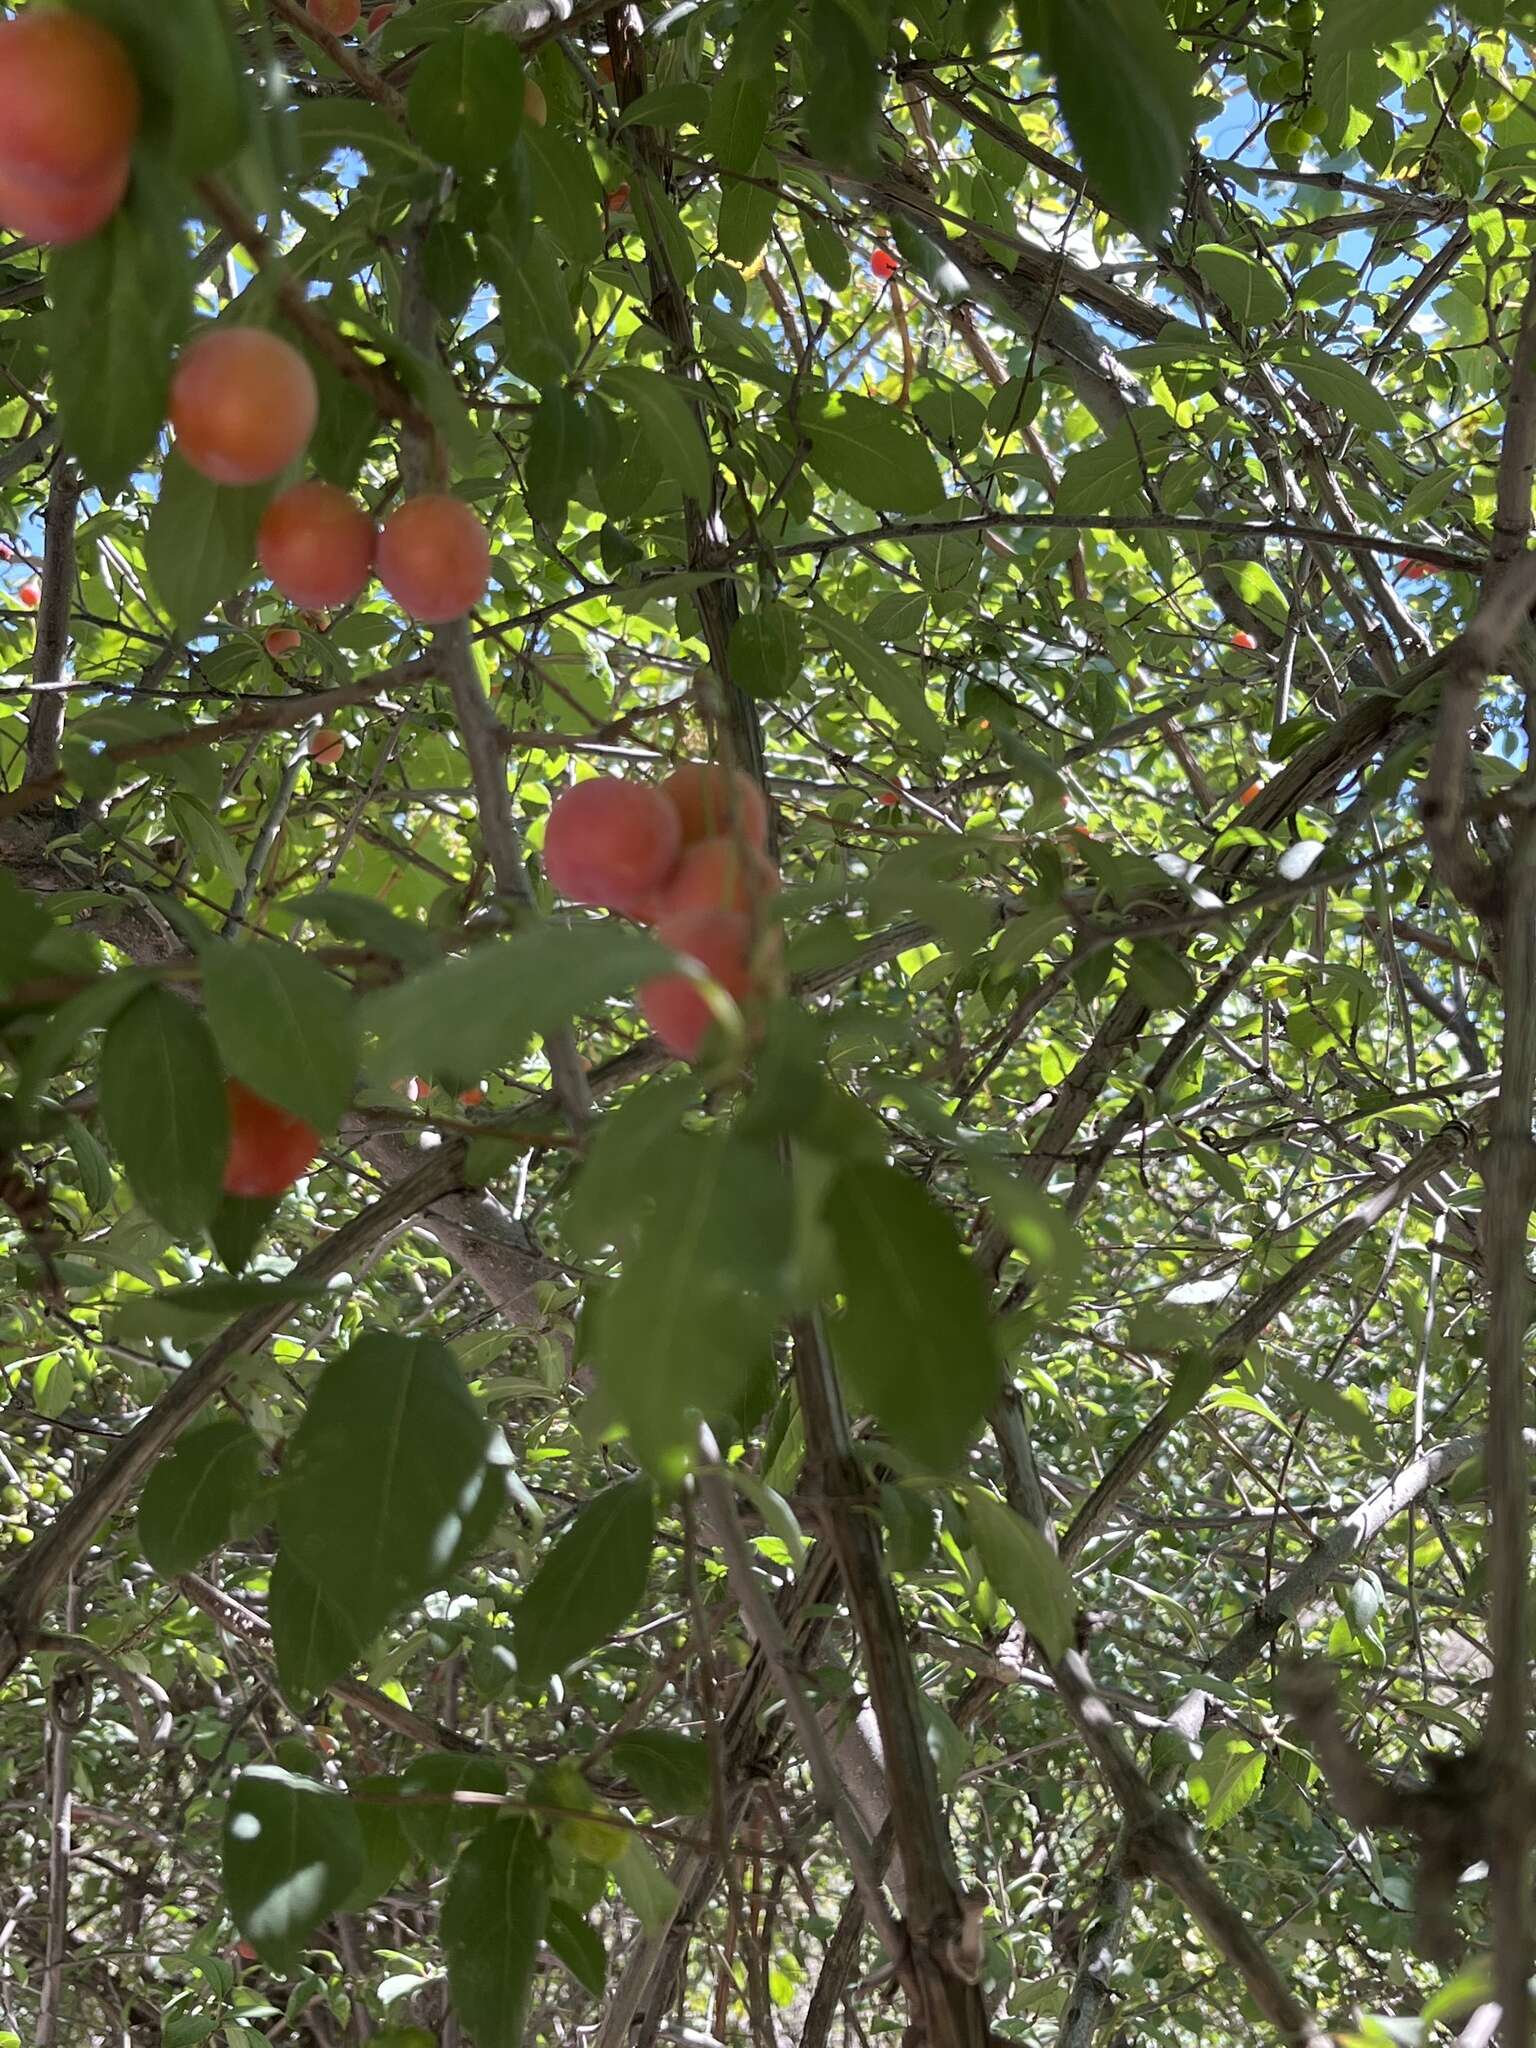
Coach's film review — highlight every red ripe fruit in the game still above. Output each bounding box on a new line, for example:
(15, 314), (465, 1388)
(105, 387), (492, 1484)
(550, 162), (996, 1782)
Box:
(877, 789), (901, 807)
(0, 150), (129, 247)
(170, 328), (319, 487)
(18, 580), (40, 609)
(0, 12), (141, 194)
(263, 626), (302, 658)
(654, 836), (778, 919)
(366, 2), (395, 30)
(308, 0), (363, 31)
(222, 1079), (320, 1199)
(639, 907), (753, 1062)
(258, 482), (375, 610)
(1229, 630), (1258, 651)
(0, 540), (12, 561)
(309, 727), (344, 765)
(376, 495), (491, 623)
(457, 1086), (485, 1106)
(871, 248), (899, 281)
(1402, 559), (1434, 580)
(605, 183), (631, 213)
(1239, 780), (1262, 807)
(544, 778), (682, 916)
(659, 762), (769, 850)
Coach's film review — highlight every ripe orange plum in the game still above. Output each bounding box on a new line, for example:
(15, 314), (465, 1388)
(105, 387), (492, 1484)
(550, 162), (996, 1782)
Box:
(309, 727), (345, 765)
(1229, 630), (1257, 651)
(654, 836), (778, 919)
(263, 626), (302, 658)
(308, 0), (362, 31)
(659, 762), (769, 850)
(640, 908), (754, 1062)
(258, 482), (375, 610)
(0, 151), (129, 246)
(376, 495), (491, 622)
(170, 328), (319, 487)
(544, 778), (682, 916)
(366, 1), (395, 29)
(18, 580), (40, 609)
(222, 1079), (320, 1198)
(0, 12), (140, 193)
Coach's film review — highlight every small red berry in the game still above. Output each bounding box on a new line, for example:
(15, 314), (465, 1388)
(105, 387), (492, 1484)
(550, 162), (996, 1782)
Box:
(264, 626), (302, 659)
(871, 248), (899, 281)
(1239, 780), (1262, 807)
(222, 1079), (321, 1199)
(457, 1086), (485, 1106)
(877, 789), (901, 807)
(18, 579), (40, 608)
(605, 183), (630, 213)
(1229, 630), (1257, 651)
(1402, 559), (1435, 580)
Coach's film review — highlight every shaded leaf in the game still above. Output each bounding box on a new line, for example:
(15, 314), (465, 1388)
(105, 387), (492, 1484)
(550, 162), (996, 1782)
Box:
(513, 1478), (655, 1691)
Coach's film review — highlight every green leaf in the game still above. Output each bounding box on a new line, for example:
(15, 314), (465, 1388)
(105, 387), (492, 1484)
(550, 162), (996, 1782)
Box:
(812, 600), (944, 752)
(100, 987), (229, 1239)
(602, 367), (712, 502)
(65, 1122), (114, 1215)
(561, 1074), (699, 1256)
(269, 1550), (368, 1701)
(286, 889), (439, 968)
(442, 1817), (548, 2048)
(592, 1134), (792, 1476)
(277, 1334), (503, 1649)
(823, 1161), (1001, 1471)
(615, 81), (711, 131)
(965, 1489), (1075, 1661)
(1055, 409), (1178, 517)
(796, 391), (945, 515)
(1042, 0), (1196, 242)
(1273, 343), (1397, 435)
(145, 455), (271, 634)
(138, 1418), (264, 1577)
(701, 62), (772, 174)
(525, 123), (605, 266)
(201, 942), (356, 1133)
(1189, 1729), (1266, 1830)
(398, 1752), (509, 1863)
(342, 1781), (411, 1913)
(546, 1901), (607, 1996)
(48, 161), (190, 494)
(408, 25), (524, 174)
(525, 387), (590, 535)
(718, 153), (777, 266)
(512, 1478), (655, 1691)
(363, 926), (662, 1087)
(168, 794), (245, 889)
(730, 602), (803, 699)
(610, 1731), (711, 1817)
(223, 1766), (364, 1968)
(158, 0), (250, 174)
(1125, 939), (1196, 1011)
(801, 0), (883, 173)
(483, 226), (578, 387)
(1193, 245), (1288, 328)
(33, 1354), (74, 1421)
(1273, 1358), (1377, 1447)
(612, 1833), (680, 1935)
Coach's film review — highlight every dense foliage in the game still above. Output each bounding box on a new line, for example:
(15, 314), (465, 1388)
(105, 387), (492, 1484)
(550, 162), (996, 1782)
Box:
(2, 0), (1535, 2044)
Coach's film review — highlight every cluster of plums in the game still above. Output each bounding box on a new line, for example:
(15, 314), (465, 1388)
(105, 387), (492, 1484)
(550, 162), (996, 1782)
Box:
(0, 10), (490, 628)
(544, 763), (779, 1060)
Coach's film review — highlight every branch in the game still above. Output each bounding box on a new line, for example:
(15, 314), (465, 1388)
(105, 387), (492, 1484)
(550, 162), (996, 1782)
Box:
(768, 510), (1479, 574)
(23, 460), (81, 789)
(1485, 250), (1536, 593)
(0, 660), (435, 821)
